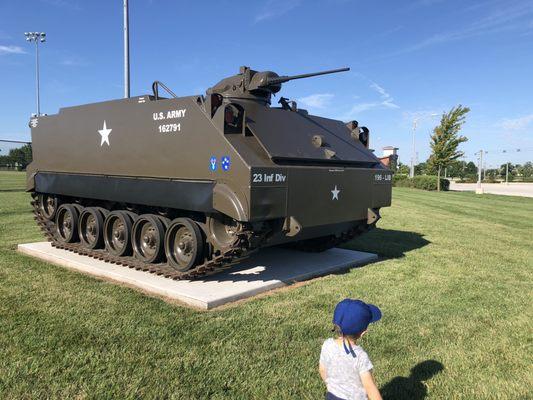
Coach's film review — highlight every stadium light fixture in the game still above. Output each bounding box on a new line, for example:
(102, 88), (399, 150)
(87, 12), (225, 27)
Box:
(24, 31), (46, 116)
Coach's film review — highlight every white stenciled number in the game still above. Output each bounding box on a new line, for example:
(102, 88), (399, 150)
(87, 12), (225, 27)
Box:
(374, 173), (391, 182)
(253, 173), (263, 183)
(158, 123), (181, 133)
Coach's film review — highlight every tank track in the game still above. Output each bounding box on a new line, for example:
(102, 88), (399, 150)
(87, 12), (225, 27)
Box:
(31, 195), (371, 279)
(31, 196), (255, 280)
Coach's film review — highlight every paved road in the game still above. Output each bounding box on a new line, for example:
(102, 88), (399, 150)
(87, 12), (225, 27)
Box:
(449, 182), (533, 198)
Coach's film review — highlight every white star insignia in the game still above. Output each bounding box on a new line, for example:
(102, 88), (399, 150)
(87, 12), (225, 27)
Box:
(98, 120), (112, 146)
(331, 185), (340, 200)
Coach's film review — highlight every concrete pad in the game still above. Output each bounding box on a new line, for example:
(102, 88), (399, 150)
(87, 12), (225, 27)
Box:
(18, 242), (377, 310)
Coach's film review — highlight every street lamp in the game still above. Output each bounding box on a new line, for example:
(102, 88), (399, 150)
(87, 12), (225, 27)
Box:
(24, 31), (46, 116)
(410, 113), (439, 178)
(123, 0), (130, 98)
(475, 150), (485, 194)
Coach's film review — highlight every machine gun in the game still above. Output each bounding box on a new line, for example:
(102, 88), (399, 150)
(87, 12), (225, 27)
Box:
(251, 67), (350, 91)
(207, 66), (350, 104)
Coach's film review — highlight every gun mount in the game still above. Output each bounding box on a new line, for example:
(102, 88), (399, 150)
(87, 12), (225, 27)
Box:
(207, 66), (349, 104)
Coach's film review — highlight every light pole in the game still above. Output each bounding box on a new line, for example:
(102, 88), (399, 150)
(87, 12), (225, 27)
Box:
(410, 113), (438, 178)
(24, 32), (46, 116)
(409, 118), (418, 178)
(505, 162), (509, 185)
(475, 150), (484, 194)
(123, 0), (130, 98)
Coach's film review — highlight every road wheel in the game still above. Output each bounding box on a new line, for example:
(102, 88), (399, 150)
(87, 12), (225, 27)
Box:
(132, 214), (166, 263)
(38, 194), (60, 221)
(55, 204), (80, 243)
(164, 218), (204, 272)
(206, 216), (241, 252)
(104, 211), (136, 256)
(79, 207), (106, 249)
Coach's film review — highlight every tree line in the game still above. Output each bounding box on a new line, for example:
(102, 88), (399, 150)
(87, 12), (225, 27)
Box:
(398, 160), (533, 181)
(0, 144), (33, 170)
(395, 105), (532, 186)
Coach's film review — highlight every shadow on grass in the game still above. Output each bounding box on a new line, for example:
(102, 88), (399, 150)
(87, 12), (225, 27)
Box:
(200, 229), (429, 283)
(0, 189), (26, 192)
(343, 228), (430, 259)
(381, 360), (444, 400)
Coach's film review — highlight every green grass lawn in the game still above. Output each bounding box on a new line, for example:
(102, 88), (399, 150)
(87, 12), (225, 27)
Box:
(0, 171), (531, 399)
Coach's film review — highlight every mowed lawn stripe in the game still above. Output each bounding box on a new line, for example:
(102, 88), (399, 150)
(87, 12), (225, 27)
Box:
(392, 189), (533, 229)
(0, 172), (531, 399)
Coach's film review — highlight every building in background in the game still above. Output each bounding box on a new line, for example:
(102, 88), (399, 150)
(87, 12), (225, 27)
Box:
(379, 146), (399, 170)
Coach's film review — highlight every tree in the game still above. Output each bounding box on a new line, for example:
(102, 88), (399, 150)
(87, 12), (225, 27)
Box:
(484, 168), (499, 181)
(465, 161), (477, 175)
(1, 144), (32, 170)
(9, 148), (24, 168)
(414, 162), (428, 175)
(446, 160), (465, 179)
(424, 161), (437, 175)
(397, 162), (410, 175)
(427, 105), (470, 191)
(499, 163), (516, 181)
(518, 162), (533, 179)
(0, 154), (9, 166)
(447, 160), (476, 180)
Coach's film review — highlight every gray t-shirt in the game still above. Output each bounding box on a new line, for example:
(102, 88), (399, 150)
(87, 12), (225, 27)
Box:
(319, 338), (374, 400)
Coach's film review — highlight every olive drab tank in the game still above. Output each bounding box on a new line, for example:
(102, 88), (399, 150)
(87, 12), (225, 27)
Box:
(27, 66), (392, 279)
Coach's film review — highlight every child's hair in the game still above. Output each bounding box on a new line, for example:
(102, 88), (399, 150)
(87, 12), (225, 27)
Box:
(333, 324), (364, 341)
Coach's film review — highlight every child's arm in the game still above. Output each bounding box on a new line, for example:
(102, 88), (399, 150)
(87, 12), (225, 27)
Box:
(360, 370), (382, 400)
(319, 362), (327, 383)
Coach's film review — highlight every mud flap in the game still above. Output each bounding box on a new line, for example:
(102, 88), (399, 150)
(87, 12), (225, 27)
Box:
(213, 183), (248, 221)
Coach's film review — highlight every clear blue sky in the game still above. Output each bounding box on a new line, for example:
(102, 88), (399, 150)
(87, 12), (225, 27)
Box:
(1, 0), (532, 168)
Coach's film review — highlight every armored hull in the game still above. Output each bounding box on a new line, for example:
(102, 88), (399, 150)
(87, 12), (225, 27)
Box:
(28, 67), (392, 279)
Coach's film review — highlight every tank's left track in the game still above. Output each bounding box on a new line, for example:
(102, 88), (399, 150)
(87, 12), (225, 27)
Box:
(31, 195), (255, 280)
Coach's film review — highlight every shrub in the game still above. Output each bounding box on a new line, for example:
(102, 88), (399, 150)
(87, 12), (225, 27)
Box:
(484, 177), (499, 183)
(393, 175), (449, 191)
(394, 176), (412, 188)
(393, 174), (409, 185)
(414, 175), (449, 191)
(459, 174), (478, 183)
(511, 176), (533, 182)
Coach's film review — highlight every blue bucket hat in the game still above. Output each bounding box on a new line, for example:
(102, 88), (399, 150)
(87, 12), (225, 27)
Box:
(333, 299), (382, 356)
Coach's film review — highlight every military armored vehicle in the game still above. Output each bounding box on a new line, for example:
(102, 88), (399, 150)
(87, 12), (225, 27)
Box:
(27, 66), (392, 279)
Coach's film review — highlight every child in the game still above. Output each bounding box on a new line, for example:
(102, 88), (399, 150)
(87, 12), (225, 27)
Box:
(319, 299), (383, 400)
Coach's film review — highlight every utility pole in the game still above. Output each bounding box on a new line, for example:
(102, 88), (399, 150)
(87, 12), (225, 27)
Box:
(476, 150), (484, 194)
(24, 32), (46, 116)
(123, 0), (130, 98)
(410, 118), (418, 178)
(505, 162), (509, 185)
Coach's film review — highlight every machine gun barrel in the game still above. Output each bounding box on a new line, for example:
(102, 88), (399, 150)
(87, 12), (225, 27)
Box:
(263, 67), (350, 87)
